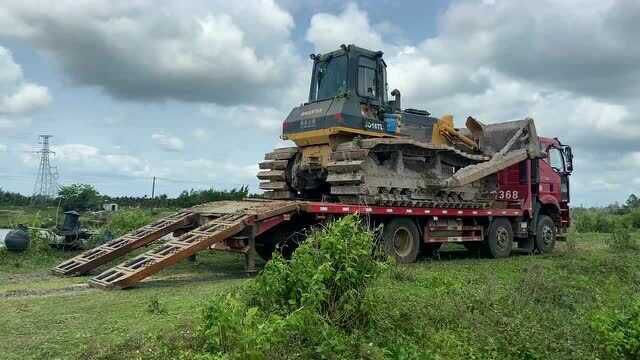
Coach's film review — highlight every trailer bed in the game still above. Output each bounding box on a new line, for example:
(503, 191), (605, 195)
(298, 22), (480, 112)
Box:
(53, 199), (526, 289)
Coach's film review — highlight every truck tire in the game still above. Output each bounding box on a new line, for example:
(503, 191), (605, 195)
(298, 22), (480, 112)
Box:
(534, 215), (556, 254)
(485, 218), (513, 258)
(383, 218), (421, 263)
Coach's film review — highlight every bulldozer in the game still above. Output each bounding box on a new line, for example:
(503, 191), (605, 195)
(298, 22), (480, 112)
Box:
(258, 44), (543, 208)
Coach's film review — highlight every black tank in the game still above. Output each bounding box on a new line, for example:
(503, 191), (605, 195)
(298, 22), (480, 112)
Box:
(5, 225), (30, 251)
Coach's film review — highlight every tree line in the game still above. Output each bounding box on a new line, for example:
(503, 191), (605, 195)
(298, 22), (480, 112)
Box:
(573, 194), (640, 233)
(0, 184), (251, 211)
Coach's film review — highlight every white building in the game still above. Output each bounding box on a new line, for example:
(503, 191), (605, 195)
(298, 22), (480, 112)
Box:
(103, 203), (119, 212)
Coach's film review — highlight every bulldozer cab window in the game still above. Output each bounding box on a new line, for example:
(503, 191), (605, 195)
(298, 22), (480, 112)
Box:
(310, 55), (347, 102)
(358, 57), (377, 99)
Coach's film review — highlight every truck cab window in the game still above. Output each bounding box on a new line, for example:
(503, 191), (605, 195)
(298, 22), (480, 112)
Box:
(549, 148), (565, 172)
(358, 57), (377, 98)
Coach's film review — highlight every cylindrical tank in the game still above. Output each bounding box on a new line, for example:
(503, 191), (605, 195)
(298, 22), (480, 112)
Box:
(384, 113), (400, 134)
(4, 226), (30, 252)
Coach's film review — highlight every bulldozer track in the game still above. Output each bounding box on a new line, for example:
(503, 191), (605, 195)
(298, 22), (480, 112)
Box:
(325, 140), (493, 208)
(258, 147), (297, 199)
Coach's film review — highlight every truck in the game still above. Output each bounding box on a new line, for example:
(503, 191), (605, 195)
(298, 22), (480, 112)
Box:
(52, 44), (573, 288)
(51, 141), (572, 289)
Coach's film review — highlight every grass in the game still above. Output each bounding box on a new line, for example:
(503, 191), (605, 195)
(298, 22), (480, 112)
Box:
(0, 206), (60, 228)
(0, 251), (250, 360)
(1, 211), (639, 359)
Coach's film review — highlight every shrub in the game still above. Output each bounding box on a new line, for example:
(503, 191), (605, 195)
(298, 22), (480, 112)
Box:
(606, 227), (639, 251)
(592, 299), (640, 359)
(103, 209), (153, 237)
(196, 215), (386, 359)
(246, 215), (384, 327)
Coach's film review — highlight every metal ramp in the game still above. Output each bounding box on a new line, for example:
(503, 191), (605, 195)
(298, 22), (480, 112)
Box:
(88, 212), (249, 289)
(52, 210), (195, 276)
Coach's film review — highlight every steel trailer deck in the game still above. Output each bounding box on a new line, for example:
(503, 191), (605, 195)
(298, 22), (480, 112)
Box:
(52, 199), (525, 289)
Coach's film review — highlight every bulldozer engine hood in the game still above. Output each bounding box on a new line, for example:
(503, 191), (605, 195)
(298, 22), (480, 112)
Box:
(282, 96), (386, 136)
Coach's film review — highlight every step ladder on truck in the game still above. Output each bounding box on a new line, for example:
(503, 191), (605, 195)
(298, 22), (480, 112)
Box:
(52, 137), (572, 289)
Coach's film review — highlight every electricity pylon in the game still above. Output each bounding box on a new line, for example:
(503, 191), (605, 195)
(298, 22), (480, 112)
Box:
(32, 135), (59, 201)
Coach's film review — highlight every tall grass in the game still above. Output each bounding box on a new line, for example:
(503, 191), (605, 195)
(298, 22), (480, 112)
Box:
(574, 208), (640, 233)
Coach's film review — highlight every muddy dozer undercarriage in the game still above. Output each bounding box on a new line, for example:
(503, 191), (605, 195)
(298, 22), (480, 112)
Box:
(258, 118), (541, 208)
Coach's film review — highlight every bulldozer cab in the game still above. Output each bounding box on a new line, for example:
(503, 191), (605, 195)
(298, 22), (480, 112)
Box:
(308, 45), (387, 107)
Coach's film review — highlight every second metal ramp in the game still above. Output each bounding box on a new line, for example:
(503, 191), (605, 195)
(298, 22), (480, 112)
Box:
(88, 212), (250, 289)
(52, 210), (195, 276)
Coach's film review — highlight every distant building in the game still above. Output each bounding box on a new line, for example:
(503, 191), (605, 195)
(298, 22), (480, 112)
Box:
(103, 203), (119, 212)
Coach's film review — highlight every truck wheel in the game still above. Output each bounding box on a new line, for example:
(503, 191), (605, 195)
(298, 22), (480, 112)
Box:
(486, 218), (513, 258)
(383, 218), (420, 263)
(534, 215), (555, 254)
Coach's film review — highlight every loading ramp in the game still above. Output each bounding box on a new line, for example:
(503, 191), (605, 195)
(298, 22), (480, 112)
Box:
(51, 210), (196, 276)
(50, 199), (303, 289)
(89, 212), (250, 289)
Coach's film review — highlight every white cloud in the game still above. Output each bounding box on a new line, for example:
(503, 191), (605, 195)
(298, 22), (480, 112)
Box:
(0, 117), (32, 131)
(200, 104), (283, 132)
(0, 144), (7, 152)
(421, 0), (640, 100)
(43, 143), (154, 178)
(151, 134), (184, 152)
(306, 3), (384, 53)
(0, 0), (300, 106)
(0, 83), (51, 114)
(183, 158), (258, 182)
(192, 128), (209, 141)
(0, 46), (51, 114)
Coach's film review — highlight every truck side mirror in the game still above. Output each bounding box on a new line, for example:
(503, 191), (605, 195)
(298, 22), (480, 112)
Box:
(564, 146), (573, 173)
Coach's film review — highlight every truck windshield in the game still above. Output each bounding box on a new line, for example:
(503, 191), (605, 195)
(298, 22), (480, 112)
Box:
(309, 55), (347, 102)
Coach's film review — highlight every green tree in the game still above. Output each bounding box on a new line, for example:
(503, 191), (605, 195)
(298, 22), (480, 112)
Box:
(57, 184), (101, 211)
(625, 194), (640, 209)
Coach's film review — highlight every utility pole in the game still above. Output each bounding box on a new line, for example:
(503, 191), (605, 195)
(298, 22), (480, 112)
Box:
(151, 176), (156, 198)
(31, 135), (58, 202)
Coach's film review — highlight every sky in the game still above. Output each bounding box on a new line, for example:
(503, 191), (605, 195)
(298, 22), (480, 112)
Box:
(0, 0), (639, 206)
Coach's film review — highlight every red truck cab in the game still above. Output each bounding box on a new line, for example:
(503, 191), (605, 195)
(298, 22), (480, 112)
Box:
(497, 136), (573, 245)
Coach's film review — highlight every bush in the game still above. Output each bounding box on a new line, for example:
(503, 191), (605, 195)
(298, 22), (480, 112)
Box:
(606, 227), (639, 251)
(574, 210), (618, 233)
(592, 299), (640, 359)
(246, 215), (384, 326)
(195, 215), (386, 359)
(103, 209), (153, 237)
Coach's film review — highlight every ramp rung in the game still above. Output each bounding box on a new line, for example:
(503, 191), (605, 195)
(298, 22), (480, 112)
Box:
(52, 210), (195, 276)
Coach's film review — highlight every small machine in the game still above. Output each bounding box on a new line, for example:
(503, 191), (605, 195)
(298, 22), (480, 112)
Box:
(49, 210), (93, 250)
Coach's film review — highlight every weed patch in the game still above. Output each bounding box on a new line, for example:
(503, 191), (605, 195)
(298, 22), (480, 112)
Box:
(606, 227), (639, 251)
(591, 299), (640, 359)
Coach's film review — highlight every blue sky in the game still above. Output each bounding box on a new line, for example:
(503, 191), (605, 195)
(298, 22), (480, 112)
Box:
(0, 0), (639, 206)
